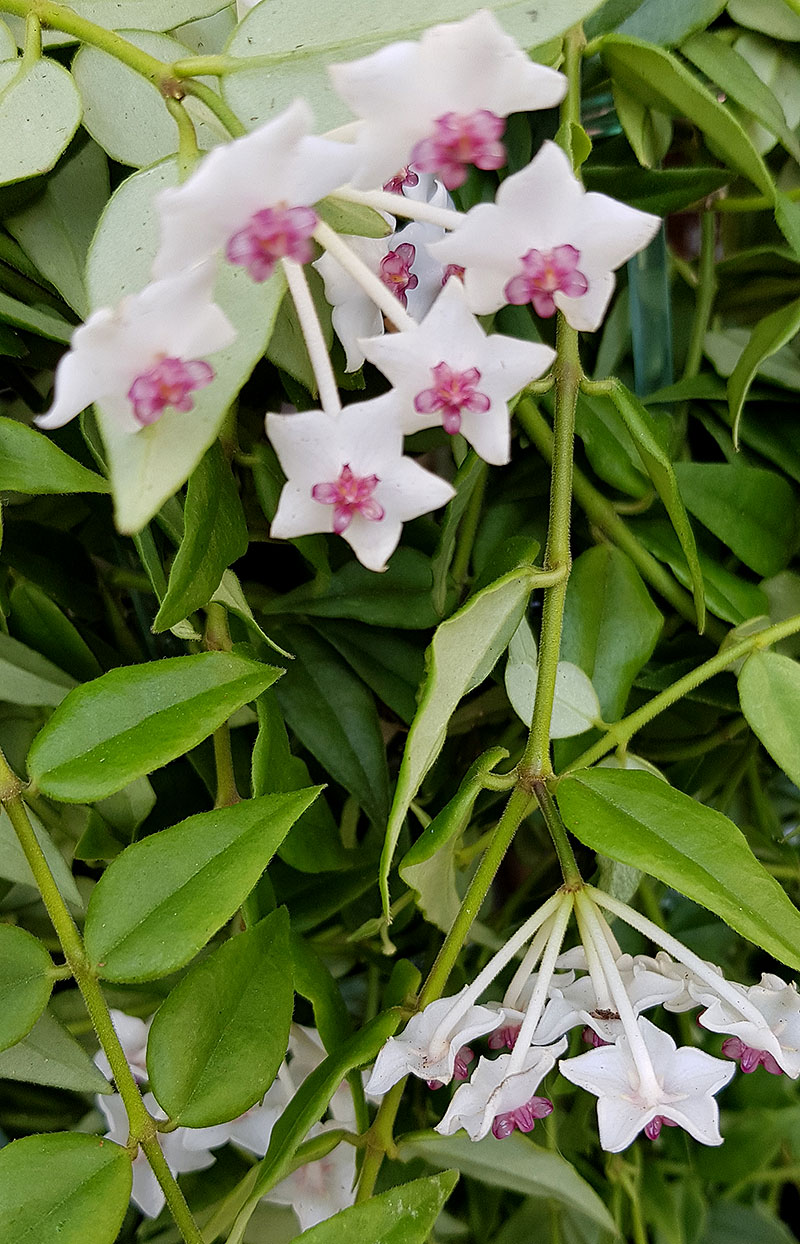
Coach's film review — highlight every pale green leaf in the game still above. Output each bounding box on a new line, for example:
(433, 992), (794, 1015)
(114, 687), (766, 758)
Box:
(0, 1008), (112, 1093)
(728, 0), (800, 40)
(739, 650), (800, 788)
(726, 296), (800, 446)
(0, 925), (53, 1052)
(0, 57), (82, 186)
(2, 1), (230, 47)
(0, 631), (76, 706)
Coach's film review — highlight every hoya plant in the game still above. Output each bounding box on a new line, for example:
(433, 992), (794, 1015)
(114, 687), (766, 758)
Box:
(3, 0), (800, 1242)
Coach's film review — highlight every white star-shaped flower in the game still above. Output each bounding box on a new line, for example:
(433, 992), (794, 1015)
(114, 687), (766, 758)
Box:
(534, 955), (684, 1045)
(694, 972), (800, 1077)
(436, 1040), (566, 1141)
(365, 989), (502, 1094)
(35, 264), (235, 435)
(98, 1093), (218, 1219)
(267, 1121), (356, 1231)
(428, 141), (660, 331)
(152, 99), (357, 280)
(329, 10), (566, 189)
(266, 394), (455, 572)
(359, 277), (554, 464)
(634, 951), (723, 1013)
(559, 1017), (735, 1152)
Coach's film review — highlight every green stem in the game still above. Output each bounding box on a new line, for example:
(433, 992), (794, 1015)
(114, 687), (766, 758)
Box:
(516, 398), (722, 639)
(180, 78), (246, 138)
(204, 604), (240, 807)
(520, 317), (581, 780)
(165, 98), (200, 180)
(0, 0), (172, 86)
(682, 211), (716, 382)
(0, 751), (203, 1244)
(563, 612), (800, 773)
(21, 9), (41, 68)
(533, 780), (582, 887)
(715, 187), (800, 213)
(450, 459), (487, 588)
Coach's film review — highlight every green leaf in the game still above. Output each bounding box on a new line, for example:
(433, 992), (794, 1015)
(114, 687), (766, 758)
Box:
(288, 1172), (459, 1244)
(8, 581), (103, 682)
(400, 1133), (616, 1233)
(673, 459), (798, 577)
(611, 81), (672, 167)
(603, 380), (705, 630)
(27, 650), (282, 802)
(582, 164), (729, 214)
(600, 35), (774, 195)
(222, 0), (606, 132)
(0, 416), (108, 494)
(275, 625), (391, 827)
(84, 789), (319, 980)
(315, 195), (393, 238)
(291, 931), (354, 1049)
(615, 0), (726, 45)
(261, 547), (440, 628)
(701, 1203), (798, 1244)
(728, 0), (800, 40)
(0, 1133), (131, 1244)
(313, 620), (424, 725)
(0, 925), (53, 1052)
(380, 567), (535, 913)
(0, 57), (82, 186)
(86, 159), (286, 533)
(0, 17), (15, 58)
(739, 651), (800, 788)
(682, 32), (800, 163)
(0, 1008), (112, 1092)
(574, 391), (649, 499)
(153, 444), (248, 632)
(557, 767), (800, 969)
(72, 31), (220, 168)
(229, 1012), (401, 1243)
(705, 324), (800, 389)
(0, 805), (83, 909)
(2, 1), (232, 47)
(266, 267), (332, 395)
(147, 909), (293, 1126)
(0, 287), (73, 342)
(252, 690), (353, 872)
(726, 297), (800, 446)
(561, 546), (663, 721)
(430, 452), (486, 614)
(5, 135), (108, 316)
(0, 631), (76, 706)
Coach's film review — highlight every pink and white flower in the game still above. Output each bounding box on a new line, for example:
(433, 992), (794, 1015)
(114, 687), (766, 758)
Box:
(428, 141), (660, 331)
(266, 395), (455, 571)
(436, 1040), (566, 1142)
(36, 265), (234, 435)
(329, 11), (566, 189)
(152, 100), (356, 280)
(694, 972), (800, 1078)
(359, 276), (554, 464)
(559, 1017), (735, 1152)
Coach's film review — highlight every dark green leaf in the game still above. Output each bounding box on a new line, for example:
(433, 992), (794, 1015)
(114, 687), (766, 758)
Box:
(153, 444), (248, 631)
(275, 626), (390, 827)
(557, 768), (800, 969)
(601, 35), (774, 194)
(615, 0), (726, 45)
(0, 288), (73, 342)
(27, 651), (282, 802)
(0, 418), (107, 494)
(582, 164), (729, 214)
(739, 651), (800, 788)
(561, 546), (663, 721)
(84, 789), (319, 980)
(0, 925), (53, 1052)
(673, 459), (798, 577)
(313, 619), (424, 725)
(0, 1133), (131, 1244)
(430, 453), (486, 614)
(147, 909), (293, 1126)
(8, 582), (102, 682)
(574, 391), (649, 499)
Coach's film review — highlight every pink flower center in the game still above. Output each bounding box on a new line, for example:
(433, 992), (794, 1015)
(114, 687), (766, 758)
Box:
(311, 463), (385, 535)
(411, 110), (506, 190)
(721, 1036), (783, 1075)
(491, 1096), (553, 1139)
(504, 245), (589, 317)
(442, 264), (466, 286)
(426, 1045), (474, 1090)
(488, 1024), (520, 1051)
(127, 356), (214, 426)
(379, 243), (418, 308)
(581, 1026), (610, 1048)
(413, 362), (491, 434)
(644, 1115), (679, 1141)
(226, 204), (318, 282)
(383, 166), (420, 194)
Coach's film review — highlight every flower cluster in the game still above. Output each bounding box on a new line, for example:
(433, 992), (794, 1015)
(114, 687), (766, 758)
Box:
(366, 885), (800, 1152)
(95, 1016), (363, 1228)
(35, 10), (659, 571)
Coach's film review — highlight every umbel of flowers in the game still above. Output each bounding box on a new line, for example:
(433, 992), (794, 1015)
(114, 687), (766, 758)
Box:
(365, 883), (800, 1151)
(36, 9), (659, 572)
